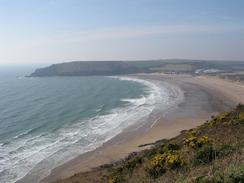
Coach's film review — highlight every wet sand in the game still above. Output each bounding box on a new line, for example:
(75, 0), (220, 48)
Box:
(23, 74), (244, 183)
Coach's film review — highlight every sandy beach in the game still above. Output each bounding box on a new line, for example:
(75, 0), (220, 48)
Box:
(19, 74), (244, 183)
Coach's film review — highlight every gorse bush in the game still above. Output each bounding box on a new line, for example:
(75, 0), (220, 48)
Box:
(237, 111), (244, 123)
(146, 154), (166, 178)
(108, 175), (122, 183)
(188, 129), (200, 137)
(165, 153), (184, 169)
(198, 136), (212, 147)
(209, 112), (229, 126)
(207, 104), (244, 127)
(150, 151), (184, 170)
(151, 154), (166, 169)
(146, 148), (185, 179)
(183, 135), (212, 149)
(108, 167), (124, 183)
(183, 136), (198, 148)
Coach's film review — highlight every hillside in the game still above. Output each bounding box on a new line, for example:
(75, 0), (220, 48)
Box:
(54, 104), (244, 183)
(29, 60), (244, 77)
(29, 61), (145, 76)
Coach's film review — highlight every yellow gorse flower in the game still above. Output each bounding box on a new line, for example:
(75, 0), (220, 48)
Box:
(183, 135), (212, 149)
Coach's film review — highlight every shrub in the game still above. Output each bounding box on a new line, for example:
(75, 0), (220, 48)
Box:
(194, 144), (216, 164)
(108, 167), (124, 183)
(150, 152), (184, 169)
(198, 136), (211, 146)
(145, 150), (185, 179)
(145, 152), (173, 178)
(165, 153), (184, 169)
(108, 174), (123, 183)
(143, 147), (158, 159)
(164, 143), (181, 151)
(125, 152), (137, 161)
(184, 136), (212, 149)
(188, 129), (200, 136)
(124, 156), (142, 174)
(146, 153), (167, 178)
(209, 112), (229, 126)
(237, 112), (244, 123)
(150, 154), (166, 168)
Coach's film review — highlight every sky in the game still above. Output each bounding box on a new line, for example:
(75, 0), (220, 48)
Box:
(0, 0), (244, 65)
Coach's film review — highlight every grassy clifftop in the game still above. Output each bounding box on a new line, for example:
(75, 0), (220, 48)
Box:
(55, 104), (244, 183)
(30, 60), (244, 77)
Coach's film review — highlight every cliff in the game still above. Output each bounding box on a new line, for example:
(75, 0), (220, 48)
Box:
(29, 61), (149, 77)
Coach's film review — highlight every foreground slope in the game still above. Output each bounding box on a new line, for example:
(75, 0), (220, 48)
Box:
(54, 104), (244, 183)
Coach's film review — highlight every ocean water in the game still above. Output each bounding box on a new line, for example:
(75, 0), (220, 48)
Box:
(0, 66), (179, 183)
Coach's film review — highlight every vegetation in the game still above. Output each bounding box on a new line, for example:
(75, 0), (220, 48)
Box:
(30, 59), (244, 77)
(54, 104), (244, 183)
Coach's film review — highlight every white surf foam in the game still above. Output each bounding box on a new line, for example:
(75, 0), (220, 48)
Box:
(0, 76), (183, 183)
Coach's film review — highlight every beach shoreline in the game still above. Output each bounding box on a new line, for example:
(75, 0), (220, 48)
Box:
(19, 73), (244, 183)
(17, 74), (183, 183)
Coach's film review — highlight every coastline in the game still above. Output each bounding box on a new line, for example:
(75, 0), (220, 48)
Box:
(20, 74), (244, 183)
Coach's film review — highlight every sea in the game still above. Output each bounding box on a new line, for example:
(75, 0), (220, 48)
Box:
(0, 66), (181, 183)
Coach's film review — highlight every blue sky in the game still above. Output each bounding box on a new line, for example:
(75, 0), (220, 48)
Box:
(0, 0), (244, 64)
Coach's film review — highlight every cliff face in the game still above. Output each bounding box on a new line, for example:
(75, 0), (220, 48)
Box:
(29, 61), (147, 77)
